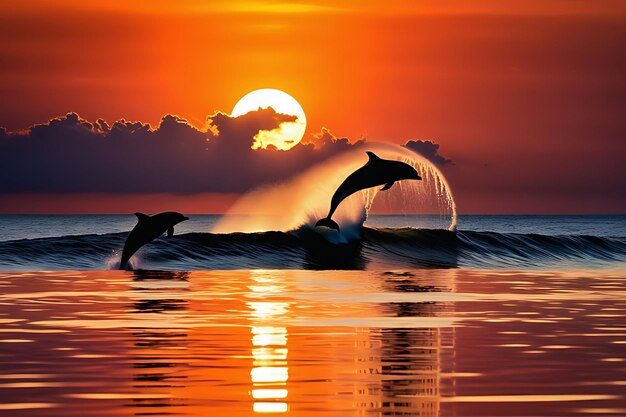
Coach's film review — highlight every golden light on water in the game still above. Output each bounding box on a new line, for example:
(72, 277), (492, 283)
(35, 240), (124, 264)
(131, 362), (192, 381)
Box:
(0, 270), (625, 415)
(253, 402), (289, 413)
(251, 366), (288, 384)
(248, 271), (291, 413)
(231, 88), (306, 150)
(252, 389), (288, 399)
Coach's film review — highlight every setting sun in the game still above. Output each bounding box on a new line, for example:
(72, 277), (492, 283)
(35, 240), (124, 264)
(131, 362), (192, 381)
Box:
(231, 88), (306, 150)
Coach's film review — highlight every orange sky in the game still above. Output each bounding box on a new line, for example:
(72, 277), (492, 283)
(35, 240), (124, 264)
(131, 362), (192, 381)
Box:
(1, 1), (625, 213)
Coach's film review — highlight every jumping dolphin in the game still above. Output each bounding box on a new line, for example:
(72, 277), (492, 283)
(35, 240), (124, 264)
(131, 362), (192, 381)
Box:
(119, 212), (189, 270)
(315, 152), (421, 231)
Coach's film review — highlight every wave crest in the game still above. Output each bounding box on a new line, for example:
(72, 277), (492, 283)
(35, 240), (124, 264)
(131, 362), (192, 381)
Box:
(0, 227), (623, 271)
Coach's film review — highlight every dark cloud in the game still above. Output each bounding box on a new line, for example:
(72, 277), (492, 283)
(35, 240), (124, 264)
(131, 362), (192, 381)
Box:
(208, 108), (297, 153)
(403, 140), (453, 167)
(303, 127), (363, 151)
(0, 111), (451, 194)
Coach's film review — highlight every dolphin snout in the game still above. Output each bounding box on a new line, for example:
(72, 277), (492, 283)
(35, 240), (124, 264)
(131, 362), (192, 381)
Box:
(182, 216), (190, 221)
(411, 170), (422, 180)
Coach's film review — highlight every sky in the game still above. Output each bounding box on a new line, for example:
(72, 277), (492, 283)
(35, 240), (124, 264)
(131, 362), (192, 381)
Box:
(1, 0), (625, 214)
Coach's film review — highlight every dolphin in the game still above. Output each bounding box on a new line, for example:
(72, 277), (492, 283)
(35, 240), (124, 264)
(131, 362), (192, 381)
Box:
(119, 212), (189, 270)
(315, 152), (421, 231)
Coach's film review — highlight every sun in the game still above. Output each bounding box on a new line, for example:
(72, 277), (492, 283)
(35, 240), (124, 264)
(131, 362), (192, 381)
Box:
(231, 88), (306, 151)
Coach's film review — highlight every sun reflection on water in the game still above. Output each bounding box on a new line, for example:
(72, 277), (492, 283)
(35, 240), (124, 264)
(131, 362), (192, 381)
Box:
(248, 271), (291, 413)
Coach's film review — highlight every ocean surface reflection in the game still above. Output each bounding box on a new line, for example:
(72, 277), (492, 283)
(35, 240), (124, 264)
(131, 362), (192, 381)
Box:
(0, 269), (624, 416)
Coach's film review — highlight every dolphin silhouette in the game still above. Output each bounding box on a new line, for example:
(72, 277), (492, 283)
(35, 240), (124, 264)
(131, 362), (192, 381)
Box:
(119, 212), (189, 270)
(315, 152), (421, 231)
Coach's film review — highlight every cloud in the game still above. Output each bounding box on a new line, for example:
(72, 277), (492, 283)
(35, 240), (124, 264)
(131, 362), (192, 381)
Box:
(208, 107), (297, 152)
(403, 140), (453, 167)
(0, 111), (451, 194)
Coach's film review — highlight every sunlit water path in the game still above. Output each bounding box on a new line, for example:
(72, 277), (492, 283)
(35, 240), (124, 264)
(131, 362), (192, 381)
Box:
(0, 269), (625, 416)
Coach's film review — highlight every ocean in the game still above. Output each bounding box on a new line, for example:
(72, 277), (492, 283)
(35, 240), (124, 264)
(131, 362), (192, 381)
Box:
(0, 214), (624, 270)
(0, 214), (625, 416)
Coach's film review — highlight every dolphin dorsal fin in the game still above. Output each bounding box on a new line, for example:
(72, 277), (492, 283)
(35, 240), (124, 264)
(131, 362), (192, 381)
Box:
(366, 151), (382, 163)
(134, 212), (150, 222)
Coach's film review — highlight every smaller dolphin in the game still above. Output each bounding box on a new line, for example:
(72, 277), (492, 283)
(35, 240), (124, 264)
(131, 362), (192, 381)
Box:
(119, 212), (189, 270)
(315, 152), (421, 231)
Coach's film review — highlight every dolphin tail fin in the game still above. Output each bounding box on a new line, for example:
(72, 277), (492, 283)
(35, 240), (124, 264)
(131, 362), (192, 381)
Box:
(315, 218), (340, 231)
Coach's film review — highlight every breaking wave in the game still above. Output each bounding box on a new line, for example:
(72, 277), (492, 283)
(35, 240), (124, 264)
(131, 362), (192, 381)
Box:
(0, 226), (623, 271)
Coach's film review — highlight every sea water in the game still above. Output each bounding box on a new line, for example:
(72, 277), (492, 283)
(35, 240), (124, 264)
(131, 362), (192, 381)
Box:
(0, 214), (624, 416)
(0, 215), (623, 270)
(0, 269), (625, 416)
